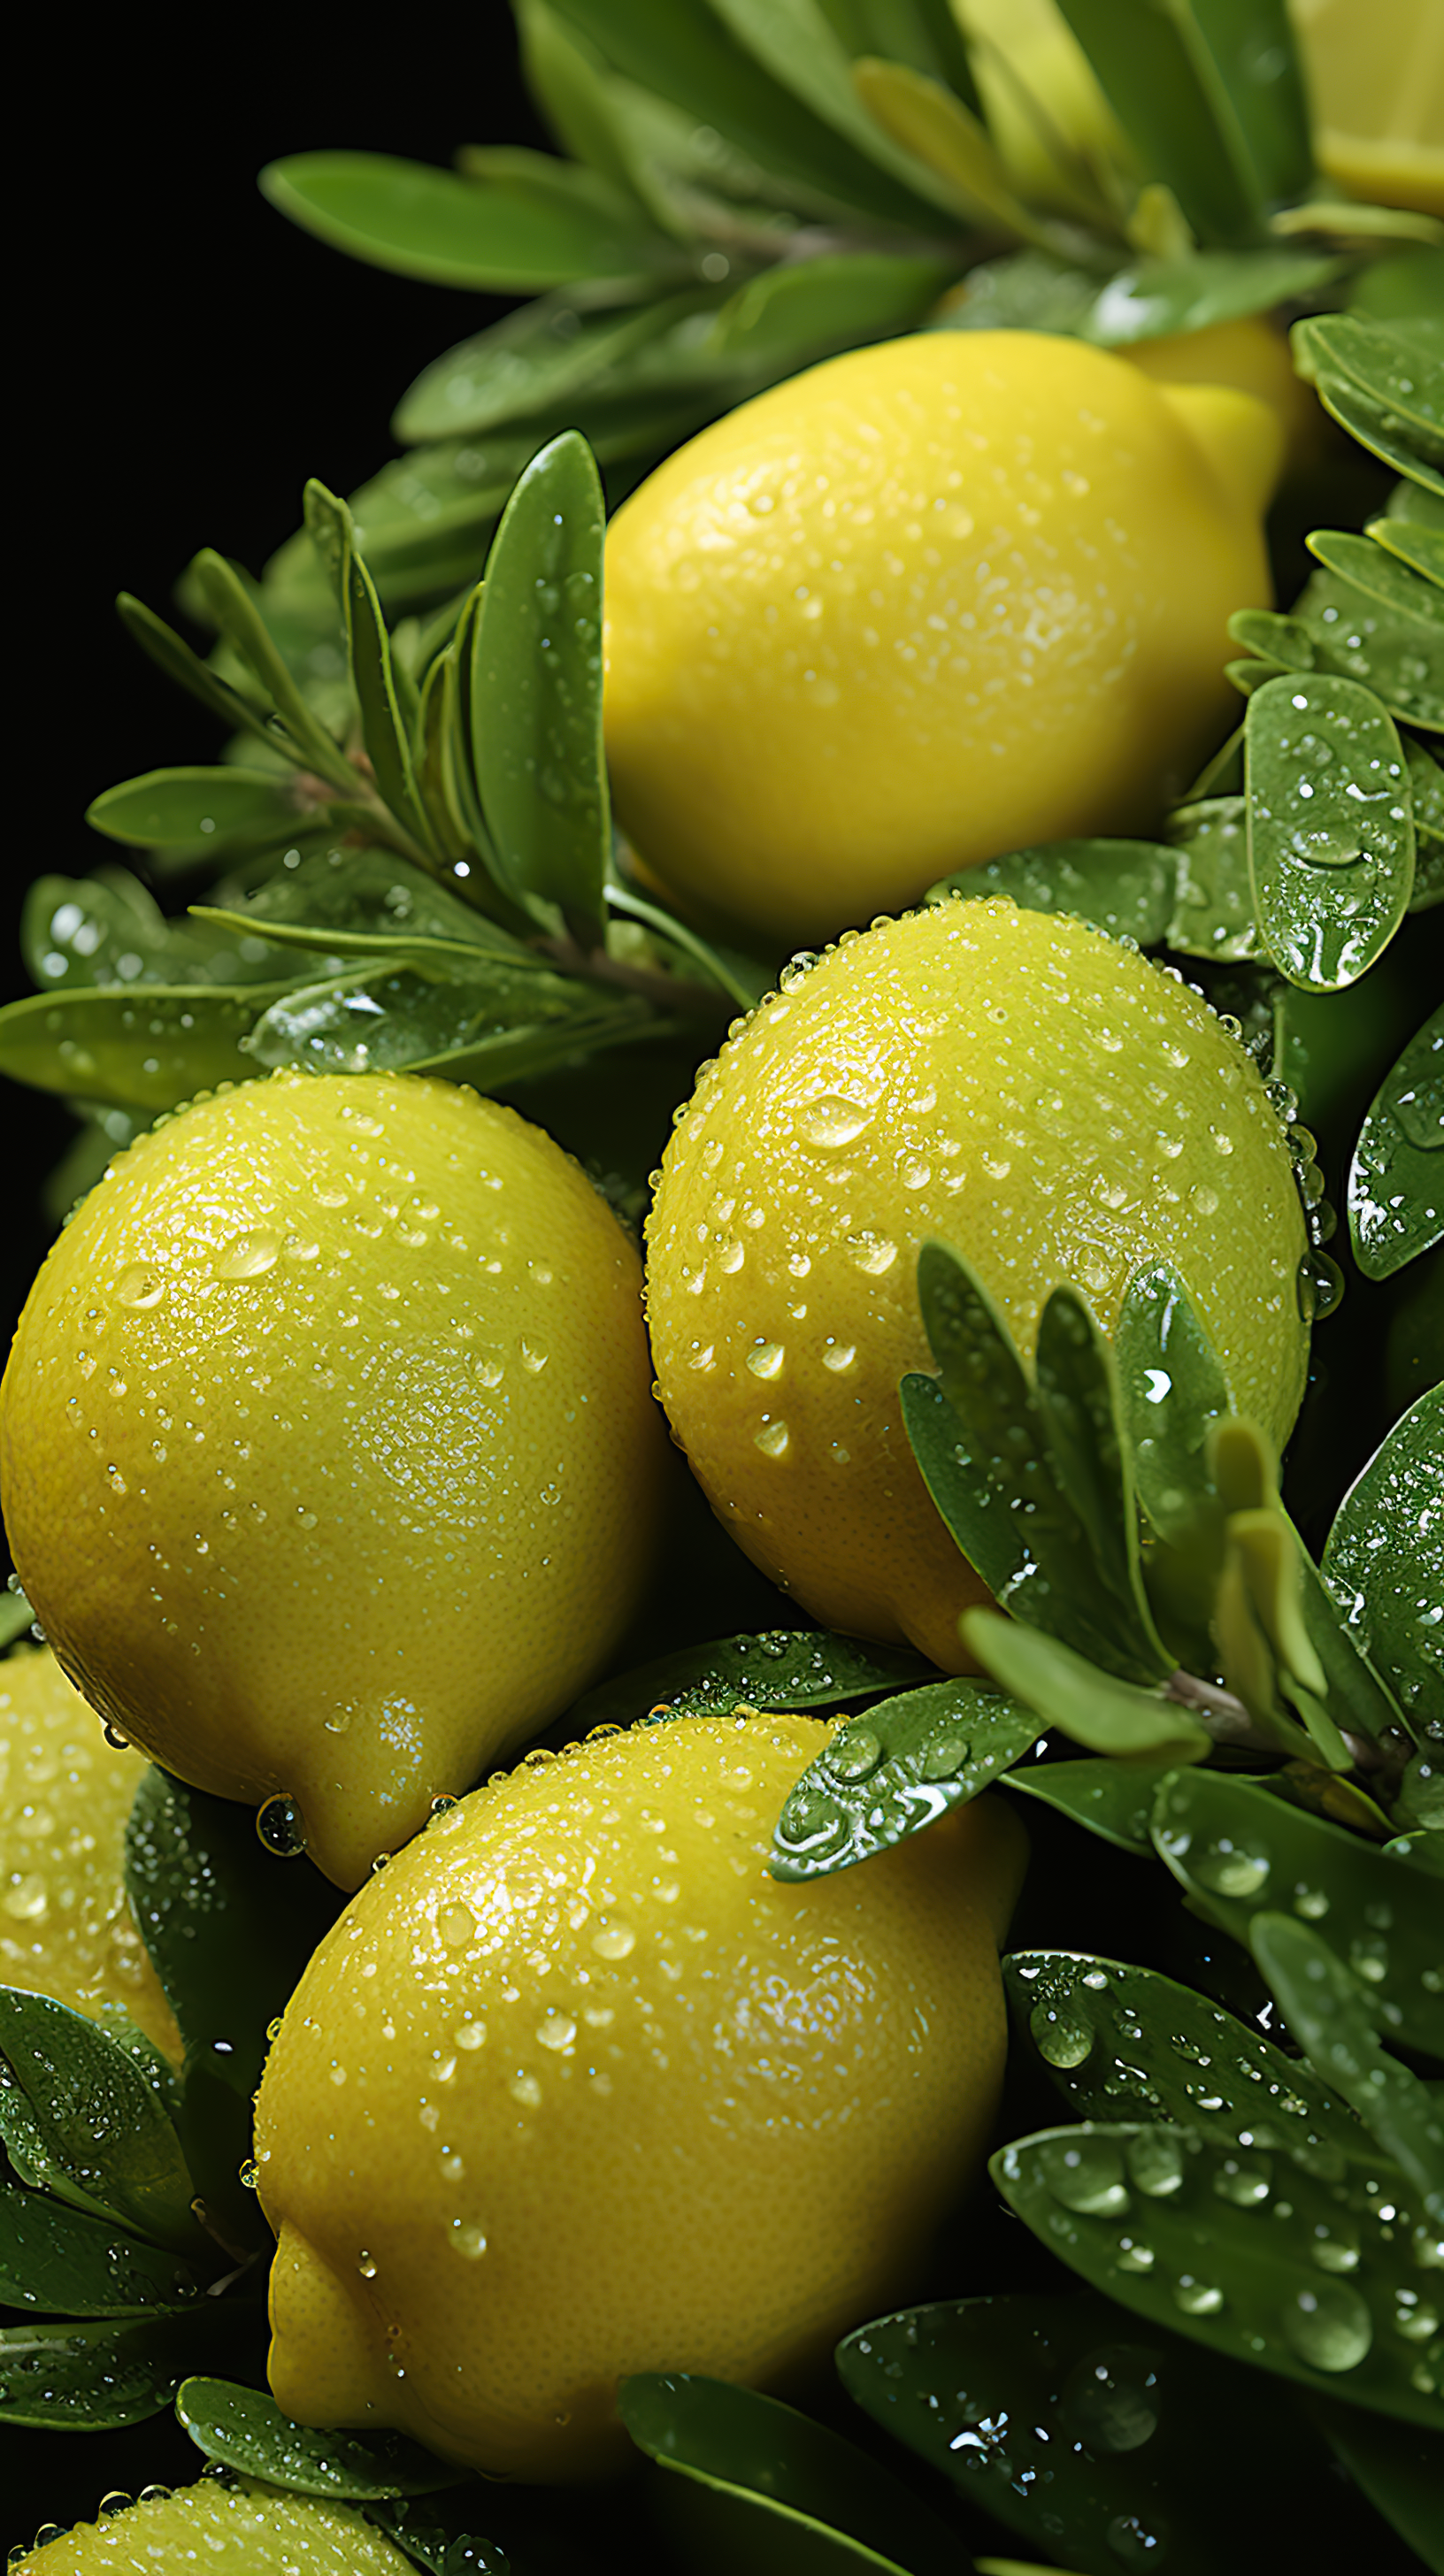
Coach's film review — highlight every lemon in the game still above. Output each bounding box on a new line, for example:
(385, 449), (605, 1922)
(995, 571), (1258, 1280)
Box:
(1289, 0), (1444, 217)
(645, 900), (1310, 1670)
(1118, 318), (1324, 474)
(19, 2472), (416, 2572)
(0, 1643), (178, 2061)
(603, 332), (1280, 951)
(254, 1710), (1026, 2482)
(0, 1070), (668, 1891)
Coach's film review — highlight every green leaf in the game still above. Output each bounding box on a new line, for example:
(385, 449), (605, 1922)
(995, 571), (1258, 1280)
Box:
(230, 844), (517, 955)
(707, 0), (966, 215)
(188, 552), (358, 793)
(1000, 1755), (1178, 1853)
(1323, 1387), (1444, 1726)
(960, 1611), (1211, 1762)
(21, 870), (295, 997)
(1187, 0), (1313, 203)
(770, 1681), (1042, 1882)
(1033, 1283), (1169, 1668)
(1288, 565), (1444, 733)
(0, 1992), (203, 2250)
(242, 962), (641, 1085)
(115, 594), (296, 763)
(840, 2288), (1366, 2576)
(0, 2188), (205, 2317)
(1245, 671), (1415, 991)
(1348, 1010), (1444, 1280)
(1051, 0), (1264, 249)
(1113, 1264), (1232, 1661)
(394, 293), (710, 446)
(1149, 1768), (1444, 2058)
(86, 768), (307, 852)
(618, 2372), (957, 2575)
(0, 2313), (233, 2431)
(850, 55), (1041, 234)
(1311, 2399), (1444, 2575)
(710, 249), (956, 365)
(1368, 507), (1444, 591)
(566, 1629), (931, 1733)
(1293, 315), (1444, 456)
(0, 978), (303, 1113)
(1164, 797), (1262, 960)
(927, 839), (1178, 945)
(1313, 375), (1444, 497)
(1251, 1913), (1444, 2217)
(175, 2375), (461, 2496)
(1006, 1950), (1366, 2166)
(259, 150), (668, 289)
(991, 2120), (1442, 2425)
(1308, 529), (1444, 633)
(471, 431), (609, 944)
(1081, 246), (1340, 345)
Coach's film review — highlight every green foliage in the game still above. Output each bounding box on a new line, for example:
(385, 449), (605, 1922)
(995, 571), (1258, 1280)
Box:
(0, 1990), (204, 2253)
(1348, 1010), (1444, 1277)
(1322, 1385), (1444, 1719)
(1244, 672), (1415, 993)
(175, 2375), (462, 2496)
(770, 1681), (1042, 1882)
(565, 1628), (930, 1730)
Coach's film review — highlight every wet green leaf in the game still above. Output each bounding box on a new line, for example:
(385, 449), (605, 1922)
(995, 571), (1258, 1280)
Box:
(710, 249), (955, 365)
(927, 840), (1178, 945)
(0, 979), (302, 1112)
(1312, 375), (1444, 496)
(472, 431), (608, 943)
(618, 2371), (957, 2575)
(86, 768), (307, 851)
(0, 2313), (224, 2431)
(1114, 1264), (1231, 1663)
(566, 1629), (931, 1734)
(850, 55), (1038, 234)
(1228, 607), (1314, 671)
(188, 552), (357, 794)
(176, 2375), (460, 2496)
(1034, 1284), (1168, 1667)
(770, 1681), (1041, 1882)
(1252, 1913), (1444, 2216)
(219, 846), (515, 951)
(1308, 530), (1444, 632)
(1245, 672), (1415, 991)
(243, 962), (641, 1085)
(1368, 507), (1444, 590)
(1080, 246), (1341, 346)
(1006, 1951), (1364, 2166)
(1311, 2397), (1444, 2573)
(991, 2120), (1443, 2424)
(1164, 797), (1261, 960)
(115, 594), (293, 763)
(1293, 315), (1444, 456)
(960, 1612), (1210, 1762)
(1149, 1768), (1444, 2058)
(839, 2288), (1365, 2576)
(1000, 1757), (1177, 1852)
(1291, 565), (1444, 733)
(1052, 0), (1265, 249)
(394, 294), (710, 445)
(1405, 741), (1444, 911)
(0, 2188), (205, 2318)
(710, 0), (965, 216)
(0, 1991), (201, 2251)
(21, 870), (294, 997)
(1323, 1387), (1444, 1725)
(259, 150), (668, 289)
(1348, 1010), (1444, 1280)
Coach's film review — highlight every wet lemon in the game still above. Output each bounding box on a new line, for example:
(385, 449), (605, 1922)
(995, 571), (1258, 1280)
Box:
(0, 1643), (178, 2061)
(255, 1710), (1026, 2481)
(1290, 0), (1444, 217)
(645, 901), (1310, 1669)
(0, 1070), (668, 1890)
(603, 332), (1279, 950)
(20, 2472), (416, 2571)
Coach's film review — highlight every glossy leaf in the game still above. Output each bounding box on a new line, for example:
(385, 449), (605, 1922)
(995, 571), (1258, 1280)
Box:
(707, 0), (964, 215)
(960, 1611), (1210, 1762)
(618, 2371), (957, 2576)
(710, 249), (955, 366)
(471, 431), (608, 943)
(244, 964), (643, 1087)
(566, 1629), (931, 1735)
(840, 2288), (1364, 2576)
(1294, 566), (1444, 733)
(393, 292), (724, 445)
(86, 767), (306, 850)
(992, 2120), (1443, 2424)
(1348, 1011), (1444, 1280)
(1312, 374), (1444, 497)
(0, 978), (303, 1112)
(1308, 529), (1444, 632)
(1323, 1387), (1444, 1723)
(1081, 245), (1340, 346)
(1293, 315), (1444, 455)
(850, 56), (1036, 233)
(188, 551), (357, 792)
(1150, 1767), (1444, 2058)
(927, 839), (1178, 946)
(770, 1681), (1041, 1882)
(233, 843), (513, 954)
(175, 2376), (459, 2496)
(362, 2496), (510, 2574)
(1252, 1913), (1444, 2214)
(115, 594), (291, 763)
(1245, 672), (1415, 991)
(1368, 507), (1444, 590)
(21, 870), (294, 997)
(1000, 1756), (1178, 1853)
(0, 2188), (204, 2318)
(1051, 0), (1264, 249)
(0, 2313), (219, 2431)
(259, 150), (667, 289)
(1114, 1261), (1231, 1554)
(1312, 2399), (1444, 2574)
(0, 1991), (202, 2251)
(1185, 0), (1313, 203)
(1005, 1951), (1364, 2166)
(1033, 1284), (1168, 1668)
(1164, 797), (1261, 959)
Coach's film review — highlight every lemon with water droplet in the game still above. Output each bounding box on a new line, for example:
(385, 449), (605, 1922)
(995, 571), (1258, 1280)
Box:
(0, 1070), (668, 1889)
(603, 331), (1280, 949)
(254, 1708), (1025, 2480)
(21, 2472), (418, 2571)
(645, 899), (1309, 1668)
(0, 1642), (179, 2060)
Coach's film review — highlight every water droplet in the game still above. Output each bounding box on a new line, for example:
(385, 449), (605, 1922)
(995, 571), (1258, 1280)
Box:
(593, 1923), (635, 1959)
(1173, 2276), (1225, 2317)
(1106, 2511), (1166, 2569)
(1126, 2131), (1186, 2197)
(797, 1094), (872, 1147)
(256, 1795), (307, 1859)
(437, 1902), (477, 1950)
(846, 1230), (897, 1276)
(746, 1342), (785, 1380)
(357, 2251), (378, 2279)
(103, 1722), (130, 1751)
(1348, 1934), (1389, 1984)
(920, 1736), (969, 1781)
(1412, 2222), (1444, 2270)
(1061, 2346), (1160, 2454)
(519, 1339), (549, 1373)
(1194, 1837), (1271, 1898)
(1213, 2153), (1271, 2207)
(754, 1419), (790, 1457)
(778, 1787), (847, 1850)
(1031, 2006), (1094, 2069)
(821, 1342), (857, 1374)
(829, 1726), (882, 1782)
(475, 1356), (505, 1389)
(509, 2072), (542, 2110)
(114, 1264), (165, 1310)
(1282, 2282), (1373, 2371)
(449, 2221), (488, 2259)
(239, 2159), (258, 2190)
(217, 1230), (280, 1282)
(1115, 2239), (1156, 2273)
(455, 2020), (487, 2051)
(537, 2012), (576, 2051)
(1309, 2218), (1361, 2274)
(1292, 1885), (1329, 1920)
(1041, 2135), (1131, 2216)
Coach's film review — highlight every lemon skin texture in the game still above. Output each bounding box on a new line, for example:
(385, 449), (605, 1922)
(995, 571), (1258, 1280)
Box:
(645, 900), (1310, 1671)
(0, 1643), (180, 2061)
(20, 2473), (418, 2572)
(0, 1069), (668, 1891)
(603, 332), (1280, 951)
(255, 1710), (1027, 2482)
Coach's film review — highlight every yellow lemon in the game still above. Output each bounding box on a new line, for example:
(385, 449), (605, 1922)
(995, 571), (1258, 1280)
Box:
(645, 901), (1310, 1669)
(0, 1070), (668, 1891)
(0, 1643), (178, 2061)
(255, 1711), (1026, 2482)
(1289, 0), (1444, 216)
(603, 332), (1280, 951)
(1118, 317), (1325, 474)
(19, 2473), (416, 2572)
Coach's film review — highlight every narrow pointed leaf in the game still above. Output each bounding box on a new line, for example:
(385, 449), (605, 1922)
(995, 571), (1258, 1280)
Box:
(850, 56), (1037, 230)
(1251, 1913), (1444, 2213)
(0, 1991), (201, 2251)
(0, 2312), (245, 2431)
(1000, 1755), (1177, 1853)
(1348, 1010), (1444, 1279)
(1033, 1283), (1169, 1673)
(961, 1611), (1209, 1761)
(1307, 530), (1444, 630)
(706, 0), (966, 215)
(770, 1681), (1041, 1882)
(1245, 672), (1415, 991)
(992, 2120), (1442, 2425)
(710, 249), (955, 365)
(1150, 1768), (1444, 2058)
(1051, 0), (1264, 249)
(188, 551), (357, 791)
(0, 979), (303, 1113)
(1323, 1386), (1444, 1724)
(566, 1630), (930, 1735)
(1185, 0), (1313, 204)
(116, 594), (291, 762)
(1164, 796), (1262, 959)
(472, 431), (609, 943)
(86, 768), (307, 849)
(927, 839), (1178, 946)
(259, 150), (667, 288)
(342, 542), (435, 855)
(176, 2377), (457, 2495)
